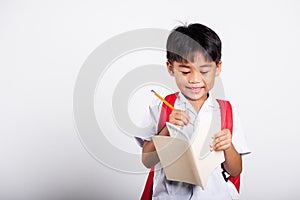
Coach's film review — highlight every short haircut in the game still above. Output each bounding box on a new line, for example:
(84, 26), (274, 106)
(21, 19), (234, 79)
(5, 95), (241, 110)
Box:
(166, 23), (222, 65)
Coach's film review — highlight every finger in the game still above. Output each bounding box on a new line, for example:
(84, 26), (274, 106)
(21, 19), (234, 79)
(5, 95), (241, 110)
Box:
(213, 129), (231, 140)
(171, 110), (190, 125)
(174, 120), (185, 127)
(218, 142), (231, 151)
(214, 142), (231, 151)
(212, 132), (223, 140)
(180, 110), (191, 125)
(212, 133), (231, 147)
(178, 114), (189, 125)
(212, 139), (232, 151)
(213, 134), (231, 144)
(169, 117), (185, 127)
(182, 110), (190, 122)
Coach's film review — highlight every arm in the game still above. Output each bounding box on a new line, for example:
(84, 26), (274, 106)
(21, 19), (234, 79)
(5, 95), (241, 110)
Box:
(142, 110), (190, 168)
(211, 129), (242, 177)
(142, 126), (169, 168)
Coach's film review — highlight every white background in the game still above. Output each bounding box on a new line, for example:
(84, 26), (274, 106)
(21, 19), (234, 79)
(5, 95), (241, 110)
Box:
(1, 0), (300, 199)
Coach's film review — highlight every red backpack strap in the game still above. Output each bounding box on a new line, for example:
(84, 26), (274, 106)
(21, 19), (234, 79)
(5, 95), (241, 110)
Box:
(157, 93), (179, 132)
(140, 93), (178, 200)
(216, 99), (241, 193)
(140, 168), (154, 200)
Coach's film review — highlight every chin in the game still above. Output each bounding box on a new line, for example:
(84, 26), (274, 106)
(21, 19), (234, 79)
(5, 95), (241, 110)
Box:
(183, 92), (206, 101)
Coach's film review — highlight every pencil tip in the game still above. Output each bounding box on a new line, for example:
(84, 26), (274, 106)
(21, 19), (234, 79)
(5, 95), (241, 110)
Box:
(151, 90), (155, 93)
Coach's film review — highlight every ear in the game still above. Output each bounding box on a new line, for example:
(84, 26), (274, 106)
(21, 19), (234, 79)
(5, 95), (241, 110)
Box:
(166, 60), (174, 77)
(215, 60), (222, 76)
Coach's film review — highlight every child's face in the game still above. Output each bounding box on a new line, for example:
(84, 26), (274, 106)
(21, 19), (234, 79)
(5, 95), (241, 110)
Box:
(167, 52), (221, 102)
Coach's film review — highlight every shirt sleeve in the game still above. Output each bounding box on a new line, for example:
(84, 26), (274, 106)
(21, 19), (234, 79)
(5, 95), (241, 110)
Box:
(231, 106), (251, 155)
(134, 99), (162, 147)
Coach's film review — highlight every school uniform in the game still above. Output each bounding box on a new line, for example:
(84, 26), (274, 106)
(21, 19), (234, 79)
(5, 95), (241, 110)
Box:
(136, 92), (251, 200)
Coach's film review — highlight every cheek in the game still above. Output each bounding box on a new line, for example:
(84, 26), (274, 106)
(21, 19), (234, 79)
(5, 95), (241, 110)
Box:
(207, 80), (215, 90)
(174, 74), (187, 87)
(203, 74), (215, 88)
(206, 77), (215, 89)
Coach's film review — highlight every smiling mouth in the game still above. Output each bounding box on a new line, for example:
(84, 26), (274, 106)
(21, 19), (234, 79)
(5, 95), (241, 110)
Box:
(186, 86), (204, 93)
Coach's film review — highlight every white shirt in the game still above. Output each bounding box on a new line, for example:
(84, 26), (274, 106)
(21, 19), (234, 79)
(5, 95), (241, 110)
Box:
(136, 92), (251, 200)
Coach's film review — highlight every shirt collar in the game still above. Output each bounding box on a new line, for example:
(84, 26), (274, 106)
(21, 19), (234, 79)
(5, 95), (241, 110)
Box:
(176, 92), (215, 115)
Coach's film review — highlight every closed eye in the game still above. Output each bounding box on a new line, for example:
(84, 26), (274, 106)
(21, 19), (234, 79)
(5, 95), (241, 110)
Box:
(182, 71), (190, 75)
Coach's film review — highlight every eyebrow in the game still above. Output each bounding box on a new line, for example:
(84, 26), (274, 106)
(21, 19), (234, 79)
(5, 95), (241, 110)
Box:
(178, 64), (191, 68)
(198, 64), (213, 68)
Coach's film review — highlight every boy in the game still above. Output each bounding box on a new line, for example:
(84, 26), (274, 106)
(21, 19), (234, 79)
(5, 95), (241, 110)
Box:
(137, 23), (250, 199)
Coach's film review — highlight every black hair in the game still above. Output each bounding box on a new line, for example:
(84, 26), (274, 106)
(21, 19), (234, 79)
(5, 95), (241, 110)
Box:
(166, 23), (222, 65)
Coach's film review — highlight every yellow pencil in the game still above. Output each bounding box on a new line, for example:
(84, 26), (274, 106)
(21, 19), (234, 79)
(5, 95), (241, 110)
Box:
(151, 90), (176, 110)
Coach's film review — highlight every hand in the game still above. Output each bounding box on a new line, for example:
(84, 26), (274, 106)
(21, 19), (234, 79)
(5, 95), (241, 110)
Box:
(211, 129), (232, 151)
(169, 109), (190, 128)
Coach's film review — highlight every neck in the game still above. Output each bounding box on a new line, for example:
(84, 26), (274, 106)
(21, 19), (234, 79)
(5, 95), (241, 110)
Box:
(188, 94), (208, 112)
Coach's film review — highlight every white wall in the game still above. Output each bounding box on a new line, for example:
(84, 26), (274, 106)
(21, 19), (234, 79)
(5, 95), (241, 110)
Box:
(1, 0), (300, 199)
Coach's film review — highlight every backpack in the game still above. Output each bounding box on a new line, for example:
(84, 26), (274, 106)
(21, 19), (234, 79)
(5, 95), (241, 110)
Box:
(140, 93), (240, 200)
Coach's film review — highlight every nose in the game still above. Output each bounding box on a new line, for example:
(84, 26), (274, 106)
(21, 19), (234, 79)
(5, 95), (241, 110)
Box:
(188, 71), (203, 84)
